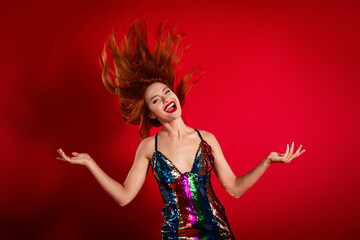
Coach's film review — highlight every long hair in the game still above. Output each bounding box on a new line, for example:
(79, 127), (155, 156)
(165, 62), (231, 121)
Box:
(100, 19), (202, 139)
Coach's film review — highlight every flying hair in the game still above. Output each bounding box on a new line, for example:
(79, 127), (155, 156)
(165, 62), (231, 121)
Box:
(100, 19), (202, 139)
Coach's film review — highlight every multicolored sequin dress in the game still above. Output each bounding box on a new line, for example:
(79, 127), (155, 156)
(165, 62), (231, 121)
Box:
(150, 129), (235, 239)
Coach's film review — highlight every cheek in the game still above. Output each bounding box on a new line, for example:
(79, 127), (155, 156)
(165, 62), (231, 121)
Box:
(148, 103), (162, 115)
(170, 92), (179, 101)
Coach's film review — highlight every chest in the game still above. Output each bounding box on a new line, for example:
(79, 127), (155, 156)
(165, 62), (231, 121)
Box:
(156, 138), (202, 174)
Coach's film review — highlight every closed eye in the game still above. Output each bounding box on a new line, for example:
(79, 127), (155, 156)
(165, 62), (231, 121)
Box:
(152, 89), (171, 104)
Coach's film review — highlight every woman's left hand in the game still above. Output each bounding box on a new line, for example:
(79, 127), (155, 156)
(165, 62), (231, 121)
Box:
(266, 142), (306, 164)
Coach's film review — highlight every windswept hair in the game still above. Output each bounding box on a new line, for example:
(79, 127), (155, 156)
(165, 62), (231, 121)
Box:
(100, 19), (202, 139)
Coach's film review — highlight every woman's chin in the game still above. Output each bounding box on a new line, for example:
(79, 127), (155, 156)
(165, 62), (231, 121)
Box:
(159, 111), (182, 123)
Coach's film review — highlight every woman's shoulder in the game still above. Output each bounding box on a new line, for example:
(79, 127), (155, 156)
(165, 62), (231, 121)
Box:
(196, 129), (221, 152)
(137, 134), (156, 160)
(140, 134), (155, 144)
(196, 129), (217, 142)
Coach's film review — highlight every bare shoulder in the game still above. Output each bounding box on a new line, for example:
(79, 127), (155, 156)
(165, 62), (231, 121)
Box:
(197, 129), (225, 156)
(197, 129), (218, 146)
(137, 135), (156, 161)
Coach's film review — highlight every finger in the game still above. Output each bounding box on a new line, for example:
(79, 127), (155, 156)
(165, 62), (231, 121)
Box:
(61, 152), (71, 161)
(58, 148), (65, 156)
(289, 154), (296, 162)
(294, 144), (303, 155)
(289, 148), (306, 162)
(284, 144), (289, 159)
(56, 157), (67, 162)
(287, 142), (295, 162)
(59, 149), (71, 160)
(290, 142), (295, 155)
(298, 149), (306, 155)
(294, 145), (302, 157)
(291, 145), (303, 159)
(72, 152), (79, 156)
(57, 150), (65, 158)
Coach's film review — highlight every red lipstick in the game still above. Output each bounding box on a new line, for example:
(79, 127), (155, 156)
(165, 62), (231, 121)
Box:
(164, 101), (177, 113)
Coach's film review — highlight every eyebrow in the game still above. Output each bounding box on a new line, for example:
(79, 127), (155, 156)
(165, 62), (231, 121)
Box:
(150, 87), (168, 101)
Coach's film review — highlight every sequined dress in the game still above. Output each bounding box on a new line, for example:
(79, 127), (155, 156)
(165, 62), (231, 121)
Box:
(150, 129), (235, 239)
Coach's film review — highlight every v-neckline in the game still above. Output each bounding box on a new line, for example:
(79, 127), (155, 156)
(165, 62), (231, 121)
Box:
(155, 140), (203, 175)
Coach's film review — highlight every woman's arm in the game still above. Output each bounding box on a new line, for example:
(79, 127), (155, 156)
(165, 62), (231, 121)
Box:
(202, 131), (305, 199)
(57, 137), (153, 206)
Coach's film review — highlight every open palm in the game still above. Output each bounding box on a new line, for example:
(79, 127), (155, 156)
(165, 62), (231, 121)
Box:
(56, 149), (93, 166)
(267, 142), (306, 164)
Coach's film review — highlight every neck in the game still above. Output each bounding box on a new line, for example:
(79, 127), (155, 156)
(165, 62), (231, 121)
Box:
(159, 117), (192, 139)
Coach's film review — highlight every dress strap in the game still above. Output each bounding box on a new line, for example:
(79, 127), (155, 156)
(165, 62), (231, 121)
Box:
(155, 133), (158, 151)
(194, 129), (203, 141)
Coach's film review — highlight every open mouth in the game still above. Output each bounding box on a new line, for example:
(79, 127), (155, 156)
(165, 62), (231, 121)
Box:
(164, 101), (177, 113)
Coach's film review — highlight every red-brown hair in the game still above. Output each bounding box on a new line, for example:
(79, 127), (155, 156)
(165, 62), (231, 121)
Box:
(100, 19), (202, 139)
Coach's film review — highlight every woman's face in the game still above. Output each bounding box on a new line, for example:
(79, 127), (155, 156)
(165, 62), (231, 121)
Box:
(144, 82), (182, 123)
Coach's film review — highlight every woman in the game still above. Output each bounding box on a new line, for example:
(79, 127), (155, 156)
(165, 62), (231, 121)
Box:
(57, 19), (306, 239)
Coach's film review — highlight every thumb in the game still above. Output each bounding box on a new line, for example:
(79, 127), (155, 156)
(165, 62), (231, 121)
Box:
(72, 152), (79, 156)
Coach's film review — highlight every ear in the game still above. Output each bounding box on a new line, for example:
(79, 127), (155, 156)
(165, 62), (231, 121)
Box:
(148, 112), (157, 119)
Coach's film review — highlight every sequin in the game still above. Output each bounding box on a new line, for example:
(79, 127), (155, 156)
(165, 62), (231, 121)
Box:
(150, 129), (235, 239)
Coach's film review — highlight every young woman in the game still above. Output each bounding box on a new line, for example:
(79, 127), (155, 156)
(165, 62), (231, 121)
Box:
(57, 19), (306, 239)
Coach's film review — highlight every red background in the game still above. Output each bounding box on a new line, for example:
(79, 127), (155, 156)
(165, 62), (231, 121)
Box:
(1, 0), (359, 239)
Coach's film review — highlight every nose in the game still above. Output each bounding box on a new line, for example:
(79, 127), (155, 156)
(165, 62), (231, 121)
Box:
(163, 95), (170, 104)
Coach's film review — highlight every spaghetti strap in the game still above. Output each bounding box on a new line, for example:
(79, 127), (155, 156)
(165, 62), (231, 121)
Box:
(155, 133), (158, 151)
(194, 129), (203, 141)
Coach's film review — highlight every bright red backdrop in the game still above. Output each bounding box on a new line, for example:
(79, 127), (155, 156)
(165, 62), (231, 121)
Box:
(1, 0), (359, 239)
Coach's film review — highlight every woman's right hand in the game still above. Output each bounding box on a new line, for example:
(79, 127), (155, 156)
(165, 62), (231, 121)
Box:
(57, 149), (94, 167)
